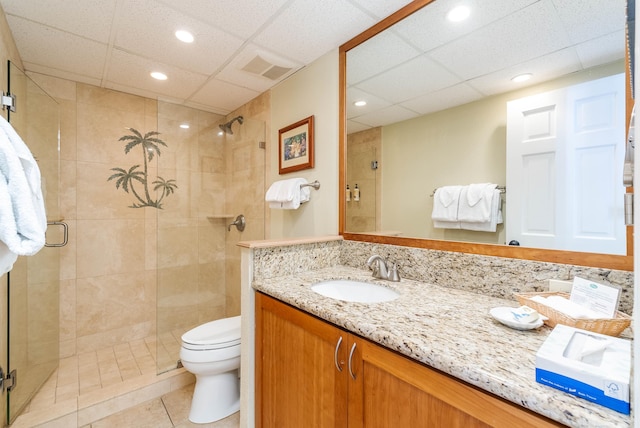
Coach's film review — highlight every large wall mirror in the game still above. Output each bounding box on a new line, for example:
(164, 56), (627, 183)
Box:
(339, 0), (633, 270)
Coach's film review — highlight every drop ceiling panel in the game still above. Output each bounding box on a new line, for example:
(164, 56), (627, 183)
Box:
(394, 0), (539, 53)
(552, 0), (625, 44)
(114, 1), (245, 75)
(350, 0), (416, 20)
(575, 31), (626, 70)
(253, 0), (378, 64)
(347, 30), (420, 85)
(467, 48), (584, 96)
(353, 104), (418, 128)
(429, 0), (571, 81)
(400, 83), (483, 116)
(346, 87), (392, 119)
(1, 0), (116, 42)
(346, 120), (372, 134)
(24, 63), (103, 88)
(356, 55), (460, 104)
(6, 16), (108, 78)
(189, 78), (261, 113)
(105, 49), (208, 99)
(156, 0), (291, 40)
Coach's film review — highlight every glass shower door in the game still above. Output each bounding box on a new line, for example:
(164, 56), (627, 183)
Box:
(155, 102), (266, 374)
(6, 62), (61, 424)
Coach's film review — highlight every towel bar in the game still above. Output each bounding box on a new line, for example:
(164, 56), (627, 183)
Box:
(430, 185), (505, 197)
(301, 180), (320, 190)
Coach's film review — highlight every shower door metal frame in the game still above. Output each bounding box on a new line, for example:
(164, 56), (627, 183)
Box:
(5, 60), (62, 425)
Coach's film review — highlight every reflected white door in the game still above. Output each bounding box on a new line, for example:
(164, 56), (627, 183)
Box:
(506, 73), (626, 254)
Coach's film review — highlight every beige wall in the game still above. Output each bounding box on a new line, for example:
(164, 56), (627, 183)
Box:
(269, 51), (339, 238)
(380, 61), (625, 243)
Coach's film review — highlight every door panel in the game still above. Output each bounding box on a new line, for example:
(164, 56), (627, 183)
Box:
(255, 293), (348, 428)
(507, 73), (625, 254)
(7, 62), (60, 424)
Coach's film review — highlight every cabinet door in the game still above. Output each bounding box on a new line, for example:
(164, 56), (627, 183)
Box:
(256, 293), (348, 428)
(348, 337), (562, 428)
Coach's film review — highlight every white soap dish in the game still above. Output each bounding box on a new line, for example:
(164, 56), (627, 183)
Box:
(490, 306), (546, 330)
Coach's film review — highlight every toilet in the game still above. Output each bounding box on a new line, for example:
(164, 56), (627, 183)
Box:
(179, 315), (241, 424)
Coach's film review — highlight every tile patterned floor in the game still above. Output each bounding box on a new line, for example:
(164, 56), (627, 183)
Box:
(87, 384), (239, 428)
(9, 337), (239, 427)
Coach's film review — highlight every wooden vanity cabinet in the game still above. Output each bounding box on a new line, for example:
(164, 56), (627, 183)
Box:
(255, 292), (563, 428)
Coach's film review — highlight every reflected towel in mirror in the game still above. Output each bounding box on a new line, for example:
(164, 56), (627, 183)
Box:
(431, 185), (462, 222)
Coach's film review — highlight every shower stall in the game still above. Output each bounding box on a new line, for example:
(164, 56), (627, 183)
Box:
(3, 70), (266, 424)
(154, 102), (266, 373)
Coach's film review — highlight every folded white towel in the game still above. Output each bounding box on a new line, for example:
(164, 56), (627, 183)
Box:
(460, 189), (502, 232)
(431, 185), (462, 222)
(265, 178), (310, 209)
(433, 220), (461, 229)
(0, 115), (47, 275)
(458, 183), (497, 223)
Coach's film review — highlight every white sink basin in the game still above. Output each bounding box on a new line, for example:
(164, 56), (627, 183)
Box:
(311, 280), (400, 303)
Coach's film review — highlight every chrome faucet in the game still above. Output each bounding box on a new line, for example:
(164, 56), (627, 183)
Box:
(366, 255), (400, 282)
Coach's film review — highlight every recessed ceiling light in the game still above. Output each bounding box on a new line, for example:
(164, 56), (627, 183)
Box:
(447, 5), (470, 22)
(354, 100), (367, 107)
(175, 30), (194, 43)
(512, 73), (532, 83)
(179, 123), (190, 129)
(150, 71), (168, 80)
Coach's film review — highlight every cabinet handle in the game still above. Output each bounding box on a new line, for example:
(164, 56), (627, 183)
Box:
(348, 342), (357, 380)
(334, 336), (343, 372)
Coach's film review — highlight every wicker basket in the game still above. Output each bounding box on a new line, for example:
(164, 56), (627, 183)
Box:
(514, 291), (631, 337)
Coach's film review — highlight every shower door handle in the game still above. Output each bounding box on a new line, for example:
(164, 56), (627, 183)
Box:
(45, 221), (68, 247)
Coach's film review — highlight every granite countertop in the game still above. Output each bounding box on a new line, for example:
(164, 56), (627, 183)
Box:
(252, 265), (631, 428)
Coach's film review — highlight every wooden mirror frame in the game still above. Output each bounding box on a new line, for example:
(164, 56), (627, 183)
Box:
(338, 0), (633, 271)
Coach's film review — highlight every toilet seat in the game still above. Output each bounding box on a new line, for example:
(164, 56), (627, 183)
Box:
(181, 315), (241, 351)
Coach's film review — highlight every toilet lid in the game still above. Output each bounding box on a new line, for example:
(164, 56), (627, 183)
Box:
(181, 315), (241, 349)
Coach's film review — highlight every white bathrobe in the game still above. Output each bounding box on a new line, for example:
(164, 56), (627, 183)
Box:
(0, 115), (47, 275)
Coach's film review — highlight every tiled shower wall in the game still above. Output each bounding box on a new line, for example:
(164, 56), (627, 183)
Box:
(346, 127), (381, 233)
(28, 72), (268, 360)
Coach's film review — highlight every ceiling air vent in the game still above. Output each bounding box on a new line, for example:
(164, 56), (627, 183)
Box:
(241, 54), (292, 80)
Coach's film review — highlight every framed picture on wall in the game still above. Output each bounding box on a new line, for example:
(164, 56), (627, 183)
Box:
(278, 115), (314, 174)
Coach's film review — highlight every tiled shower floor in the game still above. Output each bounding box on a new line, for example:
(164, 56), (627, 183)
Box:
(9, 337), (239, 427)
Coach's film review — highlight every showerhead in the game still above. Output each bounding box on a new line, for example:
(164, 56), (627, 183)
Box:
(218, 115), (244, 135)
(219, 123), (233, 135)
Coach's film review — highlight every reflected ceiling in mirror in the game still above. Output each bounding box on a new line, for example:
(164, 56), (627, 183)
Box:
(346, 0), (625, 132)
(339, 0), (632, 270)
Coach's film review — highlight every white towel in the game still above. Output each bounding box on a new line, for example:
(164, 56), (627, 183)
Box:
(460, 189), (502, 232)
(431, 185), (462, 222)
(457, 183), (497, 223)
(0, 115), (47, 275)
(433, 220), (461, 229)
(265, 178), (310, 209)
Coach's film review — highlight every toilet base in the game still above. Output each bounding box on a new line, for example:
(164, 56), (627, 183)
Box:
(188, 369), (240, 424)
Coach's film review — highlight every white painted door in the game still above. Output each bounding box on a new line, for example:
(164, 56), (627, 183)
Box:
(506, 73), (626, 254)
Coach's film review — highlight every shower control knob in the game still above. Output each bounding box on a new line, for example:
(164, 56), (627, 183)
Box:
(227, 214), (246, 232)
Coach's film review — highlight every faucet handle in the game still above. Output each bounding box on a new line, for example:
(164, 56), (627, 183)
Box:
(388, 262), (401, 282)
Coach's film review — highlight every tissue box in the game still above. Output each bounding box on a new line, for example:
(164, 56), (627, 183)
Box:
(535, 324), (631, 414)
